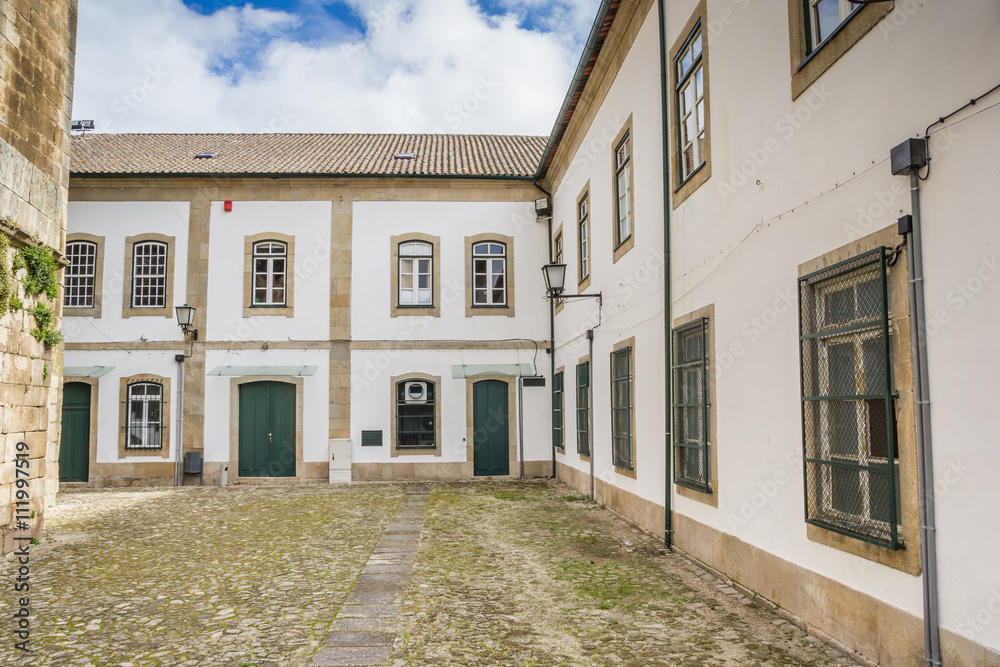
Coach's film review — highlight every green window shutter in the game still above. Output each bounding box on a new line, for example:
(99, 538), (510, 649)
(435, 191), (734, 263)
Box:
(671, 319), (710, 492)
(552, 372), (564, 449)
(576, 362), (590, 456)
(611, 348), (633, 470)
(799, 248), (900, 550)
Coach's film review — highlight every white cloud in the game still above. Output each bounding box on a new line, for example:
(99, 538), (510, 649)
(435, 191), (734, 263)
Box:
(71, 0), (602, 135)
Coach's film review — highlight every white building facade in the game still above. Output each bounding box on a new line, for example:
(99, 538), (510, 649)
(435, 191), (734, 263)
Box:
(61, 134), (553, 487)
(540, 0), (1000, 665)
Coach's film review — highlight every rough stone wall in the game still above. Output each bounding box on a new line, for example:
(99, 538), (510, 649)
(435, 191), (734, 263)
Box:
(0, 0), (78, 554)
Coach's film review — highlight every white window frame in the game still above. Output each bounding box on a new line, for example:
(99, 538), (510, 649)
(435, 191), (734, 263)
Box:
(807, 0), (856, 52)
(472, 242), (508, 307)
(125, 382), (164, 450)
(252, 241), (288, 307)
(130, 241), (168, 308)
(814, 270), (898, 530)
(676, 25), (705, 182)
(578, 194), (590, 281)
(64, 240), (97, 308)
(398, 241), (434, 308)
(614, 137), (632, 247)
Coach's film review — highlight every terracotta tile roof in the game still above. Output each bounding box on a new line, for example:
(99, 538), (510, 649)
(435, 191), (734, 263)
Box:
(70, 133), (547, 178)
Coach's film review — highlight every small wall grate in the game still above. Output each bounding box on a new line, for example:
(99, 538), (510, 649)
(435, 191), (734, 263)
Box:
(361, 430), (383, 447)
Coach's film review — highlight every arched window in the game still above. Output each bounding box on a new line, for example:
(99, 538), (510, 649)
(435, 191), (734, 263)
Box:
(472, 242), (507, 306)
(398, 241), (433, 307)
(64, 240), (98, 308)
(131, 241), (168, 308)
(253, 241), (288, 306)
(126, 382), (164, 450)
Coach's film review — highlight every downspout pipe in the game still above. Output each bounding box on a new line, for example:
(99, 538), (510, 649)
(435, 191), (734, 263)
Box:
(904, 167), (942, 667)
(657, 0), (674, 549)
(174, 353), (185, 486)
(535, 180), (557, 479)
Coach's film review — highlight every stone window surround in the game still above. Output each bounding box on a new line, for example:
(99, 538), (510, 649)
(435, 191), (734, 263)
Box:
(611, 116), (636, 264)
(672, 304), (719, 508)
(243, 232), (295, 318)
(64, 233), (105, 318)
(118, 374), (171, 460)
(122, 233), (176, 319)
(228, 376), (306, 481)
(391, 372), (443, 458)
(464, 375), (518, 475)
(577, 182), (592, 291)
(612, 337), (636, 479)
(669, 0), (713, 208)
(62, 378), (100, 484)
(798, 224), (921, 575)
(390, 233), (441, 318)
(465, 233), (515, 318)
(787, 0), (893, 100)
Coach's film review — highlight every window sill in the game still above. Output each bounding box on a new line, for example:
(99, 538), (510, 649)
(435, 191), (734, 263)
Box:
(614, 464), (636, 479)
(467, 304), (514, 318)
(612, 233), (635, 265)
(244, 305), (294, 318)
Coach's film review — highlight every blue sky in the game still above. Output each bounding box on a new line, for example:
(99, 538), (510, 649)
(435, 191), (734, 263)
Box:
(72, 0), (601, 134)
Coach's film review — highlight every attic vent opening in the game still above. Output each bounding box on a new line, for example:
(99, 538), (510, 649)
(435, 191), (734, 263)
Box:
(394, 152), (414, 160)
(195, 152), (219, 159)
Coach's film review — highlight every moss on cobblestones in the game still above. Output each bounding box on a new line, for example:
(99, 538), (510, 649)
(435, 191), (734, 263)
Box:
(1, 481), (862, 666)
(397, 481), (859, 666)
(0, 485), (403, 666)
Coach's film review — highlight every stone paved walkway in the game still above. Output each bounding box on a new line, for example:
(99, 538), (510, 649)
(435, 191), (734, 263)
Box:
(1, 481), (866, 666)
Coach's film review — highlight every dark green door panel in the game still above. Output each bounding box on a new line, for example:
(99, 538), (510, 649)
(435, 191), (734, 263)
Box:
(239, 382), (295, 478)
(473, 380), (509, 476)
(59, 382), (91, 482)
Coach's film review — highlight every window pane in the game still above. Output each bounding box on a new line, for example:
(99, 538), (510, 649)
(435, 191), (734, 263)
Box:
(418, 275), (429, 289)
(418, 289), (432, 305)
(401, 274), (413, 289)
(815, 0), (841, 43)
(474, 259), (487, 274)
(474, 274), (487, 289)
(692, 32), (702, 59)
(492, 259), (504, 274)
(857, 279), (881, 320)
(827, 342), (856, 396)
(400, 291), (414, 305)
(475, 289), (488, 304)
(830, 465), (863, 515)
(492, 290), (504, 303)
(695, 67), (703, 99)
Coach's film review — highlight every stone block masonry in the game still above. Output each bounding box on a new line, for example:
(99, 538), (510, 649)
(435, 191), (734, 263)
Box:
(0, 0), (78, 553)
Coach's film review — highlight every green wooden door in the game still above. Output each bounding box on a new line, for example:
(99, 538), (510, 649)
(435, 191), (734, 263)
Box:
(59, 382), (91, 482)
(473, 380), (509, 476)
(238, 382), (295, 478)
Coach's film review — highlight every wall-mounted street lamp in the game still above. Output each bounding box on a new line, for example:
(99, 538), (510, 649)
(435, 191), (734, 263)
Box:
(541, 262), (602, 309)
(175, 304), (198, 341)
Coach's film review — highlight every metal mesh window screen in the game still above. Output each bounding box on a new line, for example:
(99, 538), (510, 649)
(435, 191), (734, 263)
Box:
(64, 241), (97, 308)
(131, 241), (168, 308)
(576, 362), (590, 456)
(799, 248), (901, 549)
(253, 241), (287, 306)
(552, 371), (564, 449)
(125, 382), (164, 450)
(672, 319), (710, 492)
(611, 348), (633, 469)
(396, 381), (436, 449)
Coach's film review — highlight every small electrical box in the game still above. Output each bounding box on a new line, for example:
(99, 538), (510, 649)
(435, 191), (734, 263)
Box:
(897, 215), (913, 236)
(890, 138), (927, 175)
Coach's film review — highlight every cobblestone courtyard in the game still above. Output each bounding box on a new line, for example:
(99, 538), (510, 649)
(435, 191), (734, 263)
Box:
(2, 481), (865, 666)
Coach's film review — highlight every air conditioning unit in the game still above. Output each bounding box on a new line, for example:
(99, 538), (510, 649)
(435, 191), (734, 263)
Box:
(404, 381), (429, 404)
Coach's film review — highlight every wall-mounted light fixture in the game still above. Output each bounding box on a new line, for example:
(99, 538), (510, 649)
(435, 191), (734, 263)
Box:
(535, 197), (552, 220)
(175, 304), (198, 341)
(541, 262), (601, 309)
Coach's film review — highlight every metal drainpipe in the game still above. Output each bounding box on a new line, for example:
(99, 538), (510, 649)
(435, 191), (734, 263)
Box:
(535, 180), (557, 480)
(588, 329), (595, 499)
(905, 169), (942, 667)
(518, 377), (525, 479)
(657, 0), (674, 549)
(174, 354), (185, 486)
